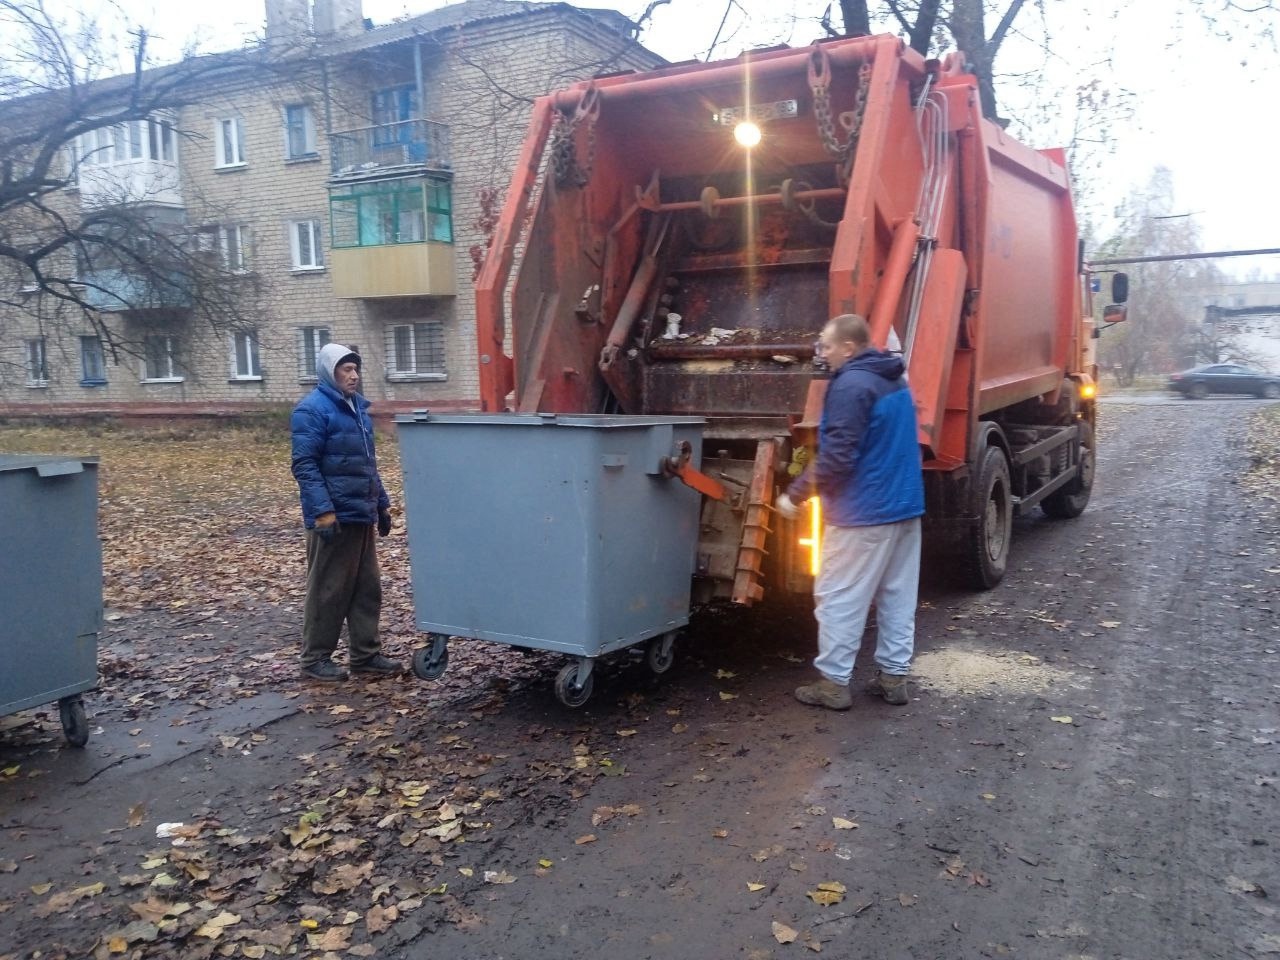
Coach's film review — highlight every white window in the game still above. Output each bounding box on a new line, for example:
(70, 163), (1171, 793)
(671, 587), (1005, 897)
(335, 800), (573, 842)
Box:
(215, 117), (246, 168)
(298, 326), (331, 381)
(217, 225), (249, 273)
(142, 335), (180, 382)
(386, 321), (446, 380)
(80, 336), (106, 384)
(76, 118), (175, 166)
(25, 338), (49, 386)
(289, 220), (325, 270)
(230, 330), (262, 380)
(284, 104), (316, 159)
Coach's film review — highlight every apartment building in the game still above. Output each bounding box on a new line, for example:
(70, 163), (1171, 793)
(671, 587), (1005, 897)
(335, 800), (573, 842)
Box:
(0, 0), (663, 414)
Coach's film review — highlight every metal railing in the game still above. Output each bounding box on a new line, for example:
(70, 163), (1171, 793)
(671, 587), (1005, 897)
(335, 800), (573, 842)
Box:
(329, 119), (451, 179)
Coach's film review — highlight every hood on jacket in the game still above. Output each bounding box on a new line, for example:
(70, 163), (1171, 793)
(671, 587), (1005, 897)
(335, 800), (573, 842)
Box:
(844, 348), (906, 382)
(316, 343), (361, 390)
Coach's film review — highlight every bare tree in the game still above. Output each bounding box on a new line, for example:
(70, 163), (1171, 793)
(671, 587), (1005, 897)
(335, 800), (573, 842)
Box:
(0, 0), (262, 361)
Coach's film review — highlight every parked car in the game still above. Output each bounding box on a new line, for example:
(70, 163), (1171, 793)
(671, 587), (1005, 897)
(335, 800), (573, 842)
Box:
(1168, 363), (1280, 399)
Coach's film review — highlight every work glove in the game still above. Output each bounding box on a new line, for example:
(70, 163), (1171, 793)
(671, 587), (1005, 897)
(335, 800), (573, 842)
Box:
(377, 508), (392, 538)
(774, 492), (800, 521)
(314, 512), (338, 544)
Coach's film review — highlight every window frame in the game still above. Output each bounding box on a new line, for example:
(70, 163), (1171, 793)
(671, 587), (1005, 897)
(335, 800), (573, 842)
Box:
(217, 224), (249, 273)
(141, 334), (182, 383)
(284, 104), (317, 160)
(215, 117), (246, 168)
(229, 329), (263, 381)
(289, 219), (325, 271)
(329, 178), (452, 248)
(298, 326), (331, 382)
(25, 337), (49, 387)
(79, 335), (107, 386)
(385, 320), (447, 382)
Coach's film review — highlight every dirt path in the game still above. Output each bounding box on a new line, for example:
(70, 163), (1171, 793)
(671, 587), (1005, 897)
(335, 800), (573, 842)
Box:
(2, 400), (1277, 960)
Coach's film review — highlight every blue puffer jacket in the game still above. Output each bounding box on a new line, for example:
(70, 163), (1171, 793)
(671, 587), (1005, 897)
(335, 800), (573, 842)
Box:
(291, 343), (390, 528)
(788, 349), (924, 527)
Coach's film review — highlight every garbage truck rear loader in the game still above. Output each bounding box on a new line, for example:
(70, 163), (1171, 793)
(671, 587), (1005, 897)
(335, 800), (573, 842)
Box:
(474, 34), (1116, 607)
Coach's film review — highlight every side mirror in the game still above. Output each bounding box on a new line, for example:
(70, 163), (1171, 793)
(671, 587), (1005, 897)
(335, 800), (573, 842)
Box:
(1103, 304), (1127, 323)
(1111, 272), (1129, 304)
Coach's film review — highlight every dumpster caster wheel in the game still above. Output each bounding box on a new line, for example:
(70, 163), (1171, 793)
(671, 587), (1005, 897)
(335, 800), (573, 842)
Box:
(59, 696), (89, 748)
(554, 663), (594, 708)
(412, 634), (449, 681)
(646, 632), (676, 675)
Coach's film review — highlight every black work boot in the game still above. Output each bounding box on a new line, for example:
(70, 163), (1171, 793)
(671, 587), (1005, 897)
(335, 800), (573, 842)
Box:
(868, 670), (909, 705)
(301, 659), (348, 682)
(351, 654), (403, 677)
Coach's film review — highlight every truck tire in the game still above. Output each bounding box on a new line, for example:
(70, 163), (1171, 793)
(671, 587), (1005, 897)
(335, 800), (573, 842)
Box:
(963, 445), (1012, 590)
(1042, 421), (1095, 519)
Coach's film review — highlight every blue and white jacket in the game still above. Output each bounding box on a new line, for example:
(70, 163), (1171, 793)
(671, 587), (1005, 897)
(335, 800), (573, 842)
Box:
(788, 349), (924, 527)
(290, 343), (390, 528)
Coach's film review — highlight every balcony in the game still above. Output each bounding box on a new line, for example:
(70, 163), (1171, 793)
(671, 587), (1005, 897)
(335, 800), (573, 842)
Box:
(80, 269), (191, 312)
(329, 119), (451, 183)
(330, 243), (455, 299)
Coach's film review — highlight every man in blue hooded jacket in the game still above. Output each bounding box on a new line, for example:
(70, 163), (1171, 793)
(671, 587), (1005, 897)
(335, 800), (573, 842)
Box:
(291, 343), (401, 681)
(777, 314), (924, 709)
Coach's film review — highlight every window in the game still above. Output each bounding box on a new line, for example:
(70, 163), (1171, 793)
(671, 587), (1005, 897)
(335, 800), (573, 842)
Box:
(25, 338), (49, 386)
(142, 335), (180, 381)
(211, 225), (248, 273)
(289, 220), (325, 270)
(76, 118), (175, 167)
(284, 104), (317, 159)
(215, 118), (246, 167)
(329, 179), (452, 248)
(298, 326), (331, 381)
(426, 179), (453, 242)
(80, 336), (106, 385)
(386, 321), (445, 379)
(371, 84), (420, 146)
(230, 330), (262, 380)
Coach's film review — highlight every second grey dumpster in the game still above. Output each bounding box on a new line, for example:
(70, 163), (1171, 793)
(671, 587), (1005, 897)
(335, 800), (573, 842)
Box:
(0, 455), (101, 745)
(395, 413), (703, 706)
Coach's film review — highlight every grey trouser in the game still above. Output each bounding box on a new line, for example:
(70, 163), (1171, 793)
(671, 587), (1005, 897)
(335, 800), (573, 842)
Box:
(301, 523), (382, 666)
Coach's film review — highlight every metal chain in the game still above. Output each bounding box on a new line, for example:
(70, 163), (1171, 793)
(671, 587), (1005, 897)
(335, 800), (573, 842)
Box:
(550, 111), (577, 187)
(810, 56), (872, 185)
(549, 88), (599, 188)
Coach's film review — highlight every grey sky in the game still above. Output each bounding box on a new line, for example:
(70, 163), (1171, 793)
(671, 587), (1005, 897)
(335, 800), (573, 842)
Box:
(98, 0), (1280, 275)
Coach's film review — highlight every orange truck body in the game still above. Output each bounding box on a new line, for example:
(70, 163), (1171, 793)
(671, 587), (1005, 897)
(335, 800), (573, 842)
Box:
(475, 34), (1099, 599)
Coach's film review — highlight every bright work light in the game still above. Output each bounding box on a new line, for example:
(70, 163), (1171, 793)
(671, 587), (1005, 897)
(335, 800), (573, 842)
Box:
(734, 121), (762, 148)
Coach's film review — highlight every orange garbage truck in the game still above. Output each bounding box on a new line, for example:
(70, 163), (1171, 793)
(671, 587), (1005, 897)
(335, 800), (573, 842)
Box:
(473, 33), (1126, 605)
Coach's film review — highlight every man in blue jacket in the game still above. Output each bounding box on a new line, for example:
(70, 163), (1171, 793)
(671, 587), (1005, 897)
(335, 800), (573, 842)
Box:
(291, 343), (401, 681)
(777, 314), (924, 709)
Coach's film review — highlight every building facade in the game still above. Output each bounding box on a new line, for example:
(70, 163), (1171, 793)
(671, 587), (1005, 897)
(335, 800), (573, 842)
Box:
(0, 0), (662, 415)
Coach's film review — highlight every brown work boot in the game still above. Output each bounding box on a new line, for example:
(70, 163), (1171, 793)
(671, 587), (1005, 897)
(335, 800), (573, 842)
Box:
(794, 676), (853, 711)
(868, 670), (909, 705)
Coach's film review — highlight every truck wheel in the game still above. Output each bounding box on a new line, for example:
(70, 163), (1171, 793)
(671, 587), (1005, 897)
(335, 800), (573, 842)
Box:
(963, 445), (1012, 590)
(1042, 422), (1095, 519)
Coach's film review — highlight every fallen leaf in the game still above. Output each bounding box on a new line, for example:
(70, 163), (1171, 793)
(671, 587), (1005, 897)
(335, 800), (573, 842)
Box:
(538, 859), (554, 869)
(968, 871), (991, 887)
(1050, 716), (1073, 724)
(193, 911), (241, 939)
(617, 729), (638, 737)
(832, 817), (858, 830)
(1226, 876), (1267, 897)
(715, 669), (737, 679)
(747, 882), (766, 892)
(328, 704), (354, 716)
(127, 804), (146, 828)
(0, 861), (16, 874)
(672, 723), (688, 734)
(575, 834), (597, 845)
(1, 765), (19, 777)
(817, 881), (847, 894)
(897, 892), (918, 907)
(713, 829), (729, 839)
(1098, 621), (1121, 629)
(365, 904), (394, 934)
(483, 870), (516, 884)
(772, 921), (799, 944)
(981, 793), (996, 801)
(808, 889), (844, 906)
(719, 692), (739, 701)
(458, 867), (474, 878)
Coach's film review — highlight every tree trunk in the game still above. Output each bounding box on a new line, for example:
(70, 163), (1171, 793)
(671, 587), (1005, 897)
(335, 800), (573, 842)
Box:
(839, 0), (870, 36)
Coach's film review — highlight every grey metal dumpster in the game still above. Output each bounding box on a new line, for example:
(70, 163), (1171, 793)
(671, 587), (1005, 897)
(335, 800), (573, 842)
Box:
(395, 413), (704, 706)
(0, 455), (102, 746)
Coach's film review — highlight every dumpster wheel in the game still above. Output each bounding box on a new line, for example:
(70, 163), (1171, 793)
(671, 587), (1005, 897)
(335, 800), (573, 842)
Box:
(412, 633), (449, 681)
(646, 631), (677, 675)
(58, 696), (89, 748)
(555, 662), (595, 708)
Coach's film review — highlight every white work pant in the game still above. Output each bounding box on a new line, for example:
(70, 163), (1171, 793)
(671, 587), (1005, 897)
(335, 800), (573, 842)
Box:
(812, 517), (921, 685)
